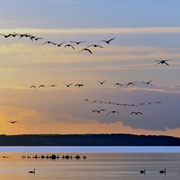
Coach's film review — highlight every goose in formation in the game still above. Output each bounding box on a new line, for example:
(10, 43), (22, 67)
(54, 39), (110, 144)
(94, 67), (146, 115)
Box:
(42, 41), (56, 45)
(114, 83), (123, 86)
(97, 80), (106, 85)
(130, 112), (143, 115)
(91, 109), (106, 113)
(138, 103), (146, 106)
(142, 80), (152, 85)
(127, 82), (134, 87)
(75, 84), (84, 87)
(155, 60), (170, 66)
(65, 83), (73, 87)
(70, 41), (86, 45)
(48, 84), (58, 87)
(7, 121), (19, 124)
(106, 111), (120, 115)
(87, 44), (103, 48)
(0, 33), (16, 38)
(155, 101), (162, 104)
(39, 85), (46, 88)
(64, 44), (75, 49)
(79, 48), (92, 54)
(56, 41), (66, 47)
(34, 37), (43, 41)
(101, 38), (115, 44)
(84, 99), (90, 102)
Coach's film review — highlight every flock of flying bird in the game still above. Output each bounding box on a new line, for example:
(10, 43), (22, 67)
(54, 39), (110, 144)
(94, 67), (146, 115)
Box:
(85, 98), (162, 117)
(0, 32), (116, 54)
(28, 80), (162, 118)
(84, 80), (162, 117)
(0, 32), (172, 65)
(0, 32), (168, 124)
(29, 80), (153, 89)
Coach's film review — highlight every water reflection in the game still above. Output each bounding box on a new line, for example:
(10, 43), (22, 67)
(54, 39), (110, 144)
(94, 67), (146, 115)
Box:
(0, 152), (180, 179)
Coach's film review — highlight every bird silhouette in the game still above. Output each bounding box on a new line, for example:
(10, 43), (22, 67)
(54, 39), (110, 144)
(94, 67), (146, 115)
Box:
(57, 41), (66, 47)
(15, 33), (27, 38)
(79, 48), (92, 54)
(155, 101), (162, 104)
(142, 80), (152, 85)
(75, 84), (84, 87)
(30, 85), (37, 89)
(130, 104), (138, 107)
(130, 112), (143, 115)
(138, 103), (146, 106)
(7, 121), (19, 124)
(155, 60), (170, 66)
(91, 100), (99, 103)
(34, 37), (43, 41)
(28, 168), (36, 174)
(42, 41), (56, 45)
(65, 83), (73, 87)
(28, 35), (36, 41)
(87, 45), (103, 48)
(159, 168), (166, 174)
(91, 109), (106, 113)
(84, 99), (90, 102)
(64, 44), (75, 49)
(39, 85), (46, 88)
(48, 84), (58, 87)
(101, 38), (115, 44)
(114, 83), (123, 86)
(127, 82), (134, 87)
(0, 33), (16, 38)
(70, 41), (86, 45)
(106, 111), (120, 115)
(140, 169), (146, 174)
(98, 80), (106, 85)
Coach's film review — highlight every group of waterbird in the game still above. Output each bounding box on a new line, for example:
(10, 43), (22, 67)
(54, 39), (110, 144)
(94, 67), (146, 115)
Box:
(29, 80), (154, 90)
(27, 79), (163, 119)
(30, 84), (58, 89)
(0, 32), (172, 65)
(85, 99), (162, 106)
(0, 32), (168, 123)
(85, 99), (162, 117)
(0, 32), (116, 54)
(22, 154), (86, 160)
(25, 154), (87, 175)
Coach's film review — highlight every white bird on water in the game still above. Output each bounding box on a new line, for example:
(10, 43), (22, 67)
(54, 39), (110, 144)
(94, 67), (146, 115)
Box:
(28, 168), (36, 174)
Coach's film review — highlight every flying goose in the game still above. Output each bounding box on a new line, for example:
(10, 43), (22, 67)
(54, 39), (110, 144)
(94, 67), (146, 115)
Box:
(101, 38), (115, 44)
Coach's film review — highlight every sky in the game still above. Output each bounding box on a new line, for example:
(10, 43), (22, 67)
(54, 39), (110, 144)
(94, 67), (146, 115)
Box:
(0, 0), (180, 136)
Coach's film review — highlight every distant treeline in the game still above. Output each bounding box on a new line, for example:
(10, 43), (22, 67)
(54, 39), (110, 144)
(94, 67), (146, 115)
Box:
(0, 134), (180, 146)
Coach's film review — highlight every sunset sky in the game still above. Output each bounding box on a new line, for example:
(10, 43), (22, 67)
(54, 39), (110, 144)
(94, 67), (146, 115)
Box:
(0, 0), (180, 136)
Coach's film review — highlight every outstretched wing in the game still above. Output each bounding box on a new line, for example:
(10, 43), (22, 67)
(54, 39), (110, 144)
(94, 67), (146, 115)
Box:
(91, 110), (97, 113)
(108, 38), (115, 42)
(106, 112), (112, 116)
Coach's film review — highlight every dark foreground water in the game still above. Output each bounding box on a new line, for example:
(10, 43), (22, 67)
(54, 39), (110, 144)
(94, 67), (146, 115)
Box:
(0, 147), (180, 180)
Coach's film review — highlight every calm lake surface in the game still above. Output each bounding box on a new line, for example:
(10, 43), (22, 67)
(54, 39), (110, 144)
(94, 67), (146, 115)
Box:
(0, 147), (180, 180)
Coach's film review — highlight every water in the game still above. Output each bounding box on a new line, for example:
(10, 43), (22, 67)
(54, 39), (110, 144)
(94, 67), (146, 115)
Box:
(0, 147), (180, 179)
